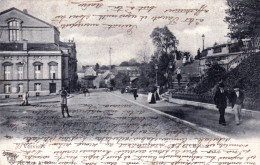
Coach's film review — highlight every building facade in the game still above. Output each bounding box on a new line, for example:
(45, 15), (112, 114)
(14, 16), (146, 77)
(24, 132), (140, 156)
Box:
(0, 8), (77, 98)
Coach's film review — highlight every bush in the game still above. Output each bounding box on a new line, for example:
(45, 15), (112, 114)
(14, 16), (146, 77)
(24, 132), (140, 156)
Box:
(225, 53), (260, 100)
(194, 63), (226, 94)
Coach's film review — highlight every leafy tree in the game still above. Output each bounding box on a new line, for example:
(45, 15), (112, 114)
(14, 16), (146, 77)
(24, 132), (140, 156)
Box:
(194, 63), (226, 93)
(137, 64), (150, 91)
(136, 41), (151, 64)
(114, 72), (130, 88)
(150, 26), (178, 88)
(100, 65), (109, 70)
(128, 58), (138, 66)
(119, 61), (130, 66)
(150, 26), (179, 57)
(225, 53), (260, 100)
(225, 0), (260, 43)
(137, 56), (157, 91)
(94, 63), (100, 71)
(110, 78), (116, 87)
(175, 51), (183, 60)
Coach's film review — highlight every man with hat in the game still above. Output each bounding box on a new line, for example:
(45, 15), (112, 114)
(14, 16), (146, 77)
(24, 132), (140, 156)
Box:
(230, 85), (245, 125)
(214, 83), (229, 126)
(60, 87), (71, 118)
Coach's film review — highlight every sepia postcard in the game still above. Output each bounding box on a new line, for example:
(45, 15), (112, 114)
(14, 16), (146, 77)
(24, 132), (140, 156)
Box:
(0, 0), (259, 164)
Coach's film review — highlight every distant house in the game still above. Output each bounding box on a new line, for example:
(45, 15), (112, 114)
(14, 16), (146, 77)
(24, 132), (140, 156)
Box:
(84, 67), (96, 76)
(112, 66), (140, 87)
(81, 67), (97, 88)
(92, 71), (115, 88)
(113, 66), (140, 77)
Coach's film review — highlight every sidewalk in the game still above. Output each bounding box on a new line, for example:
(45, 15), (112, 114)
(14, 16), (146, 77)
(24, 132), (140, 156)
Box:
(169, 97), (260, 118)
(0, 94), (76, 107)
(113, 91), (260, 139)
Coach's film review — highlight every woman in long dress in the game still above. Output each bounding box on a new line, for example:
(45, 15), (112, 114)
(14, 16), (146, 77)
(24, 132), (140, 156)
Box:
(148, 86), (156, 104)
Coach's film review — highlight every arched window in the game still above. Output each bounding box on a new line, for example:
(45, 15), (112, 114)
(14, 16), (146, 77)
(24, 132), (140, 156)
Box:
(3, 62), (13, 80)
(8, 19), (21, 41)
(33, 61), (43, 79)
(48, 61), (58, 79)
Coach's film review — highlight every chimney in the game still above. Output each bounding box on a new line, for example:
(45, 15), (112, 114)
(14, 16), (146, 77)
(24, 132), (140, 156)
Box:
(23, 9), (28, 14)
(23, 39), (28, 51)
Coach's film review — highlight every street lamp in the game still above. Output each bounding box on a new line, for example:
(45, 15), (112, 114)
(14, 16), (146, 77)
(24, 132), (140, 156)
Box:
(155, 63), (158, 86)
(168, 62), (173, 89)
(202, 34), (205, 50)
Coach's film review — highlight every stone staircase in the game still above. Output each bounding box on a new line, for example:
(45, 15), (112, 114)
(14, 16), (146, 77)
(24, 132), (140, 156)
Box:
(161, 60), (201, 102)
(160, 91), (170, 102)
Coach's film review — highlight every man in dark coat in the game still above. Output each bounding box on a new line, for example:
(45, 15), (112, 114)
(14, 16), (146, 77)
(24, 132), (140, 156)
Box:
(133, 88), (138, 100)
(230, 85), (245, 125)
(60, 88), (71, 118)
(214, 83), (229, 126)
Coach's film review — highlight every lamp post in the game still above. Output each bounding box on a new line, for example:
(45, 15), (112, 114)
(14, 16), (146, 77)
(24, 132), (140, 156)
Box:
(155, 63), (158, 86)
(168, 62), (173, 89)
(109, 47), (112, 71)
(202, 34), (205, 50)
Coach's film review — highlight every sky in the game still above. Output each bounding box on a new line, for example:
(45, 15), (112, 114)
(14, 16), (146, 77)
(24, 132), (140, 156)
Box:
(0, 0), (230, 66)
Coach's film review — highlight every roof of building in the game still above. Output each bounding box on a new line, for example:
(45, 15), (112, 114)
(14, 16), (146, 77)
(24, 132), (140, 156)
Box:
(114, 66), (139, 71)
(59, 41), (76, 48)
(0, 7), (59, 32)
(203, 52), (243, 59)
(0, 43), (60, 51)
(84, 67), (96, 76)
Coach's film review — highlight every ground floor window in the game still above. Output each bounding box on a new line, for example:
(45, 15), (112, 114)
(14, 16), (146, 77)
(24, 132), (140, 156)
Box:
(18, 84), (23, 93)
(4, 84), (11, 93)
(35, 83), (41, 91)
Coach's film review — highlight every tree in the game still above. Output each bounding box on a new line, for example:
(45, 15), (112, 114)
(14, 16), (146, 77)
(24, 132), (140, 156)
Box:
(137, 63), (151, 91)
(150, 26), (178, 88)
(94, 63), (100, 71)
(128, 58), (138, 66)
(114, 72), (130, 88)
(225, 0), (260, 42)
(119, 61), (129, 66)
(150, 26), (179, 57)
(136, 41), (151, 64)
(137, 55), (157, 91)
(194, 63), (226, 93)
(100, 65), (109, 70)
(175, 51), (183, 60)
(110, 78), (116, 87)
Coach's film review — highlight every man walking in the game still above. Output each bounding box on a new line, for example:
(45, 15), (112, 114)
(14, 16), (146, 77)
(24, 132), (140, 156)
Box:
(21, 91), (29, 106)
(133, 88), (138, 100)
(176, 67), (182, 86)
(230, 85), (245, 125)
(214, 83), (229, 126)
(60, 88), (71, 118)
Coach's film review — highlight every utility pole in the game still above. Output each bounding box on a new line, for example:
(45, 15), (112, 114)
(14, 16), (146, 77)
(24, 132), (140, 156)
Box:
(109, 47), (112, 71)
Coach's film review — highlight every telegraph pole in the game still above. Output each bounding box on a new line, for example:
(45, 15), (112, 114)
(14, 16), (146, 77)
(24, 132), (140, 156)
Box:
(109, 47), (112, 71)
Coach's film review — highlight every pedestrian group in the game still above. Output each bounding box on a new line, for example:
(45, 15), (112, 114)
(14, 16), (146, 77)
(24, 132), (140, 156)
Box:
(214, 83), (244, 126)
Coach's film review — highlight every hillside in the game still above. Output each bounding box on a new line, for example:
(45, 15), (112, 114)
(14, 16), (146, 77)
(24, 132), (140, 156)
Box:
(225, 53), (260, 100)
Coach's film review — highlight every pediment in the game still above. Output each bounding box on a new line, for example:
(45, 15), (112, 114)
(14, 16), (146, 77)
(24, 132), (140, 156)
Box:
(0, 8), (53, 28)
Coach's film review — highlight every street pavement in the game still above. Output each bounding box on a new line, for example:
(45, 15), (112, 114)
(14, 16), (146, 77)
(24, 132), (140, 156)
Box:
(113, 91), (260, 140)
(0, 91), (211, 138)
(0, 91), (259, 164)
(0, 90), (260, 139)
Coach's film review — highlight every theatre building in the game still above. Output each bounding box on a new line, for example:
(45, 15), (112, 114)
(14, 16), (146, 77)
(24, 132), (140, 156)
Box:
(0, 8), (77, 98)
